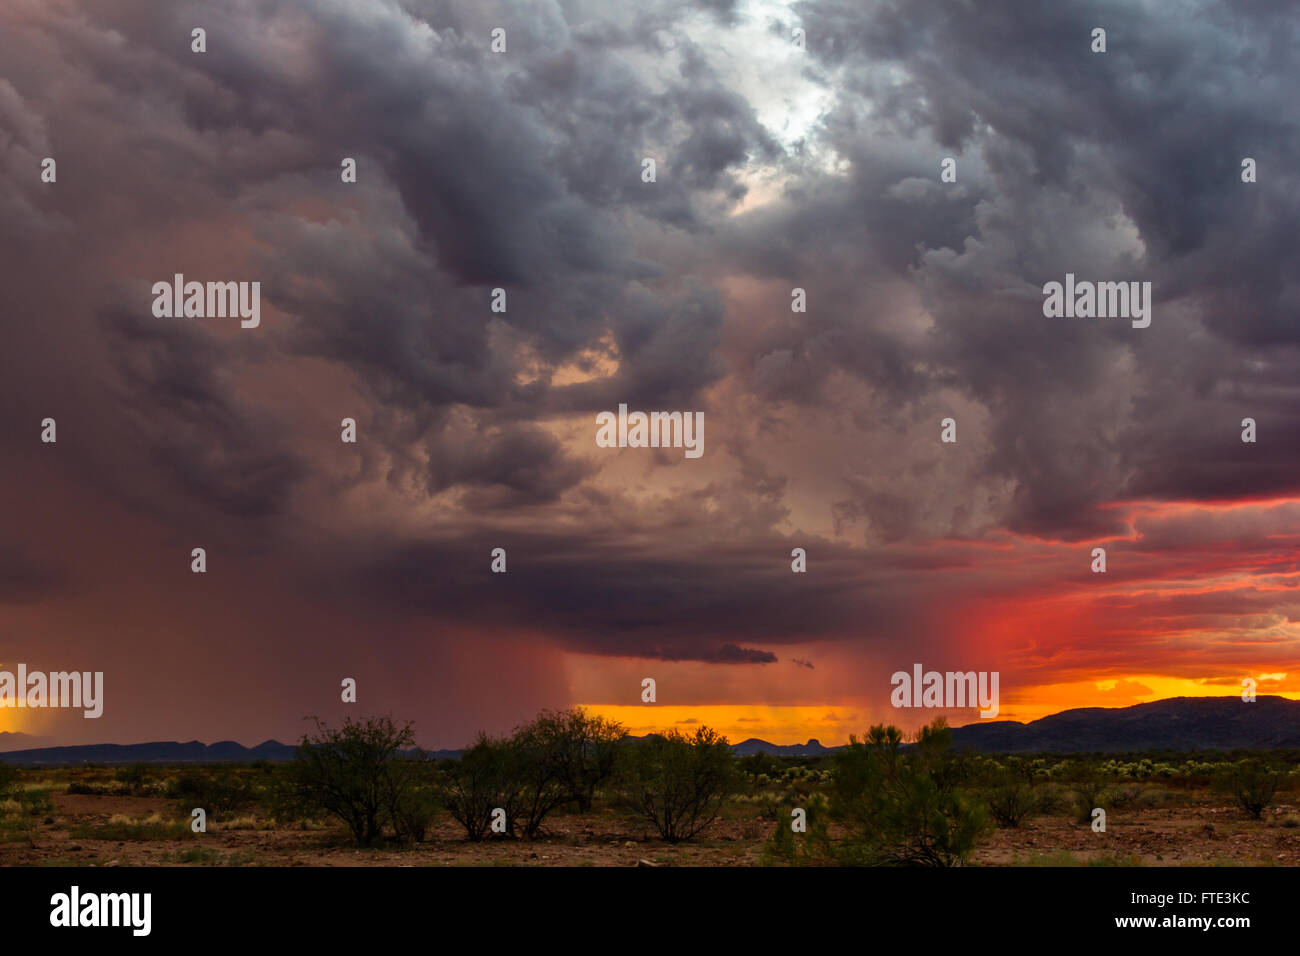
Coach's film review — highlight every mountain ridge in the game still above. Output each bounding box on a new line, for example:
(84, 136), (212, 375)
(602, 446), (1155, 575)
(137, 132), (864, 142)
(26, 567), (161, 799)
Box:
(1, 696), (1296, 763)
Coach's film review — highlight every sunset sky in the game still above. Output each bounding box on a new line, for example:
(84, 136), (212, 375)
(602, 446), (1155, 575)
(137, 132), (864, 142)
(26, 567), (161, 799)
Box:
(1, 0), (1298, 749)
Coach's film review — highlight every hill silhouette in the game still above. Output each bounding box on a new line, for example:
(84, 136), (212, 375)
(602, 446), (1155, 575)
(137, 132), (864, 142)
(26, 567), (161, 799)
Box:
(1, 696), (1296, 763)
(948, 695), (1300, 752)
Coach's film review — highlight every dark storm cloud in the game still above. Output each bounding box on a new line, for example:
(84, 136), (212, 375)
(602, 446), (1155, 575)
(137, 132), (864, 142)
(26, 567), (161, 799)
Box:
(1, 0), (1299, 743)
(0, 0), (768, 525)
(347, 525), (929, 660)
(423, 422), (596, 506)
(763, 0), (1300, 538)
(100, 308), (308, 522)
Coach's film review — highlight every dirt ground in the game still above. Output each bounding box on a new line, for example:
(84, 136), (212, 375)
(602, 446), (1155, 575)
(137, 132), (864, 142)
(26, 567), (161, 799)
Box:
(2, 791), (1299, 866)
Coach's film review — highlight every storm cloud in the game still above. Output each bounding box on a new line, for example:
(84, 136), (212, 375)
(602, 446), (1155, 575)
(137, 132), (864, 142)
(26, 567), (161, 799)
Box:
(1, 0), (1298, 746)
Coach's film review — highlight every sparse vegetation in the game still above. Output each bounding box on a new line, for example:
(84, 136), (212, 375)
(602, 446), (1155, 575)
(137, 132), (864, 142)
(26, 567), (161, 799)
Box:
(439, 734), (523, 841)
(616, 727), (738, 843)
(115, 764), (157, 795)
(1068, 765), (1111, 825)
(981, 757), (1042, 828)
(285, 715), (434, 846)
(826, 719), (988, 866)
(1, 716), (1298, 866)
(167, 768), (257, 818)
(1214, 759), (1282, 820)
(521, 708), (627, 813)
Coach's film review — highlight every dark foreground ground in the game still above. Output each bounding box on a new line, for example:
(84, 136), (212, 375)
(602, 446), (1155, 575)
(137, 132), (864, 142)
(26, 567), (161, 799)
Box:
(1, 764), (1298, 867)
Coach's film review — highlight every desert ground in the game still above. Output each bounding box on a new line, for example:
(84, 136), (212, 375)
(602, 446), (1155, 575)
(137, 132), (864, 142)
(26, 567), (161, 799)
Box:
(2, 763), (1298, 867)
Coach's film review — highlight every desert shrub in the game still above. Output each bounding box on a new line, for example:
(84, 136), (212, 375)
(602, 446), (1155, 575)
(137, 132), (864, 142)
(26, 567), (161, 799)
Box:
(740, 752), (781, 783)
(0, 765), (19, 808)
(439, 735), (524, 841)
(1108, 783), (1145, 809)
(1034, 782), (1065, 814)
(983, 758), (1040, 828)
(286, 716), (431, 846)
(501, 727), (572, 839)
(760, 792), (836, 865)
(17, 787), (53, 817)
(1068, 765), (1110, 824)
(66, 781), (107, 796)
(441, 714), (619, 842)
(755, 793), (783, 822)
(256, 761), (318, 824)
(1214, 759), (1282, 820)
(822, 719), (990, 866)
(517, 708), (626, 813)
(384, 756), (438, 844)
(167, 768), (257, 818)
(115, 764), (155, 794)
(616, 727), (739, 843)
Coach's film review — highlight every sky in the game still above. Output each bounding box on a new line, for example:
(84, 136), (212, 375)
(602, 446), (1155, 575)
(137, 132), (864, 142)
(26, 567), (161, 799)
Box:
(1, 0), (1298, 749)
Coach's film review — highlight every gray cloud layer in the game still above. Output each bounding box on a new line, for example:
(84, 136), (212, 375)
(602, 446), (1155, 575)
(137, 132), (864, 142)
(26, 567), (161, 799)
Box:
(1, 0), (1297, 741)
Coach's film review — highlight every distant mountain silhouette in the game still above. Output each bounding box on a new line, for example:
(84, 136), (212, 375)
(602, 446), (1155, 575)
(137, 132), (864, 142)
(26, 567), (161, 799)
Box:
(0, 738), (467, 765)
(2, 697), (1296, 763)
(731, 737), (835, 757)
(948, 696), (1300, 752)
(0, 739), (300, 764)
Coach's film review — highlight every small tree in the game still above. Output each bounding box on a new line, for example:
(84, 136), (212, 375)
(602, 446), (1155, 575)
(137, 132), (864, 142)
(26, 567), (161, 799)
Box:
(1068, 763), (1109, 825)
(440, 734), (526, 841)
(522, 708), (627, 812)
(289, 715), (426, 846)
(383, 752), (438, 843)
(506, 724), (572, 838)
(827, 719), (990, 866)
(983, 757), (1039, 828)
(1214, 759), (1282, 820)
(441, 711), (627, 839)
(617, 726), (738, 843)
(760, 792), (835, 866)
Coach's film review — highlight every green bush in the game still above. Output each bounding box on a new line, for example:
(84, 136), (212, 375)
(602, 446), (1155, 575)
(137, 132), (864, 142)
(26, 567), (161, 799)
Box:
(983, 758), (1040, 828)
(286, 715), (432, 846)
(517, 708), (627, 813)
(740, 752), (781, 782)
(439, 734), (524, 841)
(502, 727), (573, 839)
(115, 764), (155, 794)
(166, 768), (256, 818)
(616, 727), (738, 843)
(17, 787), (54, 817)
(822, 719), (990, 866)
(385, 756), (438, 844)
(439, 710), (628, 840)
(760, 792), (835, 865)
(1214, 759), (1282, 820)
(1067, 765), (1110, 825)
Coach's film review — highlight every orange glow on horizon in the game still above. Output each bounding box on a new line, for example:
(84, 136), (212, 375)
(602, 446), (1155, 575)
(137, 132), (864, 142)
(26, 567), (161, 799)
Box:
(581, 674), (1299, 746)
